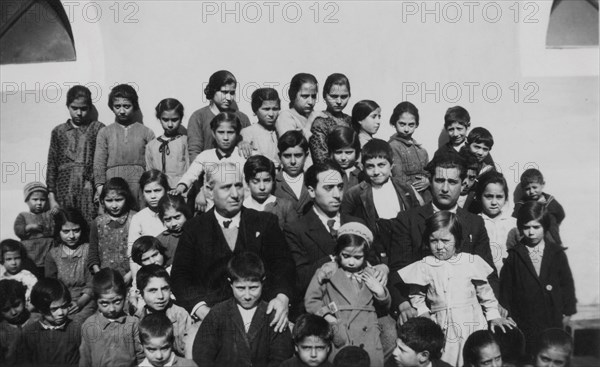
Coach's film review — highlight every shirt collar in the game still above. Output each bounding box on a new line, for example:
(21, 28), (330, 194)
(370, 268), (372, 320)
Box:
(39, 319), (69, 330)
(216, 149), (234, 160)
(480, 209), (511, 222)
(432, 202), (458, 214)
(289, 108), (308, 124)
(60, 244), (84, 258)
(66, 120), (79, 130)
(393, 134), (417, 146)
(106, 211), (131, 225)
(282, 171), (303, 183)
(214, 210), (241, 229)
(313, 206), (340, 230)
(243, 195), (277, 211)
(139, 354), (176, 367)
(97, 312), (128, 329)
(526, 239), (545, 255)
(344, 166), (356, 177)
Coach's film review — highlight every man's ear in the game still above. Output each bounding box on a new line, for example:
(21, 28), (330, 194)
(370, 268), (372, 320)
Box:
(417, 350), (430, 364)
(307, 185), (316, 199)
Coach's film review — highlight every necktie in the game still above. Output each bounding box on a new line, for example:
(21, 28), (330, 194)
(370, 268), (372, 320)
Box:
(223, 220), (232, 228)
(327, 219), (337, 237)
(157, 137), (171, 174)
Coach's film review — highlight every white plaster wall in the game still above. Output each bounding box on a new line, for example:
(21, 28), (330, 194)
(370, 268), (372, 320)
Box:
(1, 1), (598, 304)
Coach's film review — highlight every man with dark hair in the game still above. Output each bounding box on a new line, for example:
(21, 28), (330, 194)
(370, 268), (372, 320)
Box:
(284, 161), (388, 319)
(386, 153), (498, 322)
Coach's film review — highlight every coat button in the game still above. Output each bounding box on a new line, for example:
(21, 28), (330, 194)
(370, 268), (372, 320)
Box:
(546, 285), (553, 291)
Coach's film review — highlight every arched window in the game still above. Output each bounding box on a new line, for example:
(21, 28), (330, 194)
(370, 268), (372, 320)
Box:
(547, 0), (599, 47)
(0, 0), (76, 64)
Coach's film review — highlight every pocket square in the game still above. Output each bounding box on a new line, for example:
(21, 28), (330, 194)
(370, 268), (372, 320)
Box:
(256, 231), (260, 238)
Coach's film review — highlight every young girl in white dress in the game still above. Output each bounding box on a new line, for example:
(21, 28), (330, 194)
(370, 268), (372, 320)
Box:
(398, 211), (515, 367)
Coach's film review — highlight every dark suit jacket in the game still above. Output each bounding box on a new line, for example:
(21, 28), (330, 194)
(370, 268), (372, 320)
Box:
(193, 299), (293, 367)
(273, 171), (311, 215)
(264, 197), (298, 230)
(171, 208), (295, 312)
(343, 166), (366, 191)
(283, 207), (372, 318)
(341, 178), (421, 239)
(386, 203), (497, 318)
(500, 240), (576, 353)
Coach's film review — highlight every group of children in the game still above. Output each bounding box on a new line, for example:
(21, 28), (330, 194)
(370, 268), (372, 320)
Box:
(0, 70), (577, 367)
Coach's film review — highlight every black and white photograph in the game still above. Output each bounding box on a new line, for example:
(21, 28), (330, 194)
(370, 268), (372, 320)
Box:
(1, 1), (598, 366)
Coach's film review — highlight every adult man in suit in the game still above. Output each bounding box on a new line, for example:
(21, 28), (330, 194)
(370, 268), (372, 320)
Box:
(171, 161), (295, 332)
(386, 153), (500, 322)
(283, 160), (388, 317)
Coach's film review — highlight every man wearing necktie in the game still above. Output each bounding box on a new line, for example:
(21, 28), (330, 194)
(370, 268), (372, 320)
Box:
(283, 161), (388, 319)
(171, 161), (295, 336)
(385, 153), (499, 323)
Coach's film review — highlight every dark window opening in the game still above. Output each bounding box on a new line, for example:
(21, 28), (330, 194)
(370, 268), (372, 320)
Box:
(547, 0), (599, 48)
(0, 0), (76, 65)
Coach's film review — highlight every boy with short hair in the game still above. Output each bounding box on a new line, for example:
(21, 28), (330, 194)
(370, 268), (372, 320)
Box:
(281, 313), (334, 367)
(460, 127), (496, 176)
(392, 317), (452, 367)
(136, 264), (192, 358)
(512, 168), (566, 246)
(192, 252), (293, 366)
(274, 130), (312, 214)
(19, 278), (82, 366)
(241, 88), (282, 166)
(0, 279), (40, 365)
(456, 155), (480, 211)
(138, 312), (198, 367)
(13, 181), (54, 277)
(341, 139), (421, 242)
(243, 155), (297, 229)
(432, 106), (471, 159)
(79, 268), (145, 367)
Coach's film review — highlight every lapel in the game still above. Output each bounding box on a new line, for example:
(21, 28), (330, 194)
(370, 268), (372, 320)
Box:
(391, 178), (408, 211)
(538, 242), (558, 283)
(276, 172), (299, 200)
(329, 269), (373, 325)
(329, 269), (355, 305)
(416, 204), (434, 229)
(358, 182), (377, 226)
(304, 209), (336, 257)
(455, 208), (472, 244)
(234, 209), (250, 252)
(206, 209), (236, 255)
(228, 299), (250, 342)
(514, 244), (542, 284)
(246, 302), (268, 343)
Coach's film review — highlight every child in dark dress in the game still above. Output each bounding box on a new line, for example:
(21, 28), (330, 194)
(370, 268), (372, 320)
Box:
(501, 201), (576, 356)
(46, 85), (105, 223)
